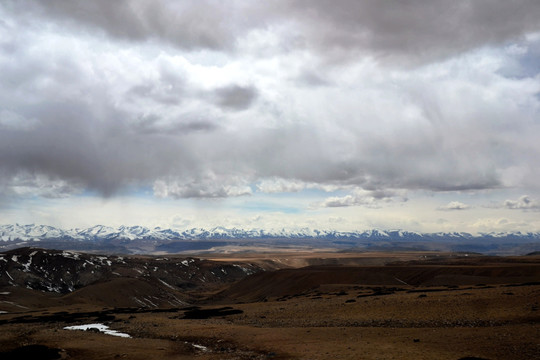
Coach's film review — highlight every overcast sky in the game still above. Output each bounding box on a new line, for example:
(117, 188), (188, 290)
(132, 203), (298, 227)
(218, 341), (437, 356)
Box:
(1, 1), (540, 233)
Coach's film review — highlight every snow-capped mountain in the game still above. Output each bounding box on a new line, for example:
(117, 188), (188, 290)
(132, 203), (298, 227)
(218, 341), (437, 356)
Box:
(1, 224), (540, 243)
(1, 224), (539, 255)
(0, 224), (68, 241)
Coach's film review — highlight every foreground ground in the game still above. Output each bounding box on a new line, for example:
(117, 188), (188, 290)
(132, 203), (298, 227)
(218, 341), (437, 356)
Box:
(0, 251), (539, 359)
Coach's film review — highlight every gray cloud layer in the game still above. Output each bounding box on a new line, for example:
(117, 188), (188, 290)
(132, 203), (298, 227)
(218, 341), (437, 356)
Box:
(15, 0), (241, 51)
(267, 0), (540, 64)
(1, 1), (540, 201)
(9, 1), (540, 62)
(213, 85), (259, 111)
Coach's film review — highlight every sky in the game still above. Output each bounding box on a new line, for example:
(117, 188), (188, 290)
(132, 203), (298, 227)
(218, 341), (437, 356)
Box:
(1, 0), (540, 234)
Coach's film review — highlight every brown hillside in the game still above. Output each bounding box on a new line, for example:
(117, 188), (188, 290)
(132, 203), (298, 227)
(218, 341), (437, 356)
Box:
(216, 263), (540, 302)
(60, 278), (188, 308)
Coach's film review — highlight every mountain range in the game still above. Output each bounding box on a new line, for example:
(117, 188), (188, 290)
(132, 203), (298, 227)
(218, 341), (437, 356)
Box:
(1, 224), (539, 255)
(2, 224), (540, 242)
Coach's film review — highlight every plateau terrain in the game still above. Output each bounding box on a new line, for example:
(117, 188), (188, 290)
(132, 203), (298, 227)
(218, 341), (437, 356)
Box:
(0, 248), (539, 359)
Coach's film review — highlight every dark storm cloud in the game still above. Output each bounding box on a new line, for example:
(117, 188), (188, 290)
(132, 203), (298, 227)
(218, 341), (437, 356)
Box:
(0, 172), (82, 199)
(266, 0), (540, 64)
(154, 176), (252, 199)
(213, 85), (259, 111)
(233, 123), (501, 193)
(0, 0), (539, 202)
(0, 101), (204, 197)
(8, 1), (540, 63)
(348, 129), (503, 192)
(0, 95), (528, 199)
(133, 115), (218, 135)
(11, 0), (240, 51)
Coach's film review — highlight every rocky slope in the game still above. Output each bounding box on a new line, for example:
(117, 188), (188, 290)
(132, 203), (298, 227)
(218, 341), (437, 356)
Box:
(0, 247), (261, 310)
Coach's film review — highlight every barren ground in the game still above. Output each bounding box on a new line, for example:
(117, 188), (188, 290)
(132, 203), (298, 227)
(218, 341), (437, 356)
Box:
(0, 251), (539, 359)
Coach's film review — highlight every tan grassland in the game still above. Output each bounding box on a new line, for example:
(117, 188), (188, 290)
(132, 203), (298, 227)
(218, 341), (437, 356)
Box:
(0, 251), (539, 359)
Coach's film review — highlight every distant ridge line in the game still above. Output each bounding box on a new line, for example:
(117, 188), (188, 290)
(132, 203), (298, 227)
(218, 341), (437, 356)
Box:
(1, 224), (540, 242)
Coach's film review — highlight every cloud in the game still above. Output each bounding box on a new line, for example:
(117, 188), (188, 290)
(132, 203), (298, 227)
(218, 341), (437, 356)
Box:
(0, 110), (38, 131)
(126, 81), (184, 107)
(1, 0), (540, 204)
(316, 189), (407, 208)
(437, 201), (471, 211)
(132, 115), (218, 135)
(153, 176), (252, 199)
(295, 70), (332, 87)
(255, 178), (342, 194)
(13, 0), (242, 51)
(212, 85), (259, 111)
(498, 35), (540, 78)
(0, 98), (207, 197)
(265, 0), (540, 65)
(472, 217), (532, 233)
(504, 195), (540, 210)
(0, 173), (82, 199)
(1, 48), (537, 199)
(256, 178), (307, 193)
(10, 1), (540, 65)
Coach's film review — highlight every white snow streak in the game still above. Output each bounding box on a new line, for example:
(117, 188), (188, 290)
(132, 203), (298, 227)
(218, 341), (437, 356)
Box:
(63, 323), (131, 338)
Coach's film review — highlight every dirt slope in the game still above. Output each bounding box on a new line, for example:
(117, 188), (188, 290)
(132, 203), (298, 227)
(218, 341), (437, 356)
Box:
(216, 262), (540, 302)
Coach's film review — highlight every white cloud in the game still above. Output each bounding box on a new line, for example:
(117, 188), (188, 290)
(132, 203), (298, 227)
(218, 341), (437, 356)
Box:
(471, 217), (533, 233)
(315, 189), (407, 208)
(256, 178), (306, 193)
(256, 178), (342, 194)
(437, 201), (471, 211)
(504, 195), (540, 210)
(153, 177), (252, 199)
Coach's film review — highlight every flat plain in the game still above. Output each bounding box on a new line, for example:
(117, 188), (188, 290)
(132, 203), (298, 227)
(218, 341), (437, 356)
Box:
(0, 250), (539, 359)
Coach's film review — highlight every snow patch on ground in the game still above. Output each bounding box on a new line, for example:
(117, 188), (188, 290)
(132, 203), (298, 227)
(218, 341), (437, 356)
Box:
(132, 296), (158, 308)
(62, 251), (80, 260)
(63, 323), (131, 338)
(5, 271), (13, 281)
(22, 253), (34, 272)
(158, 279), (175, 290)
(187, 342), (210, 352)
(233, 264), (254, 274)
(45, 283), (63, 293)
(181, 259), (195, 266)
(0, 300), (29, 309)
